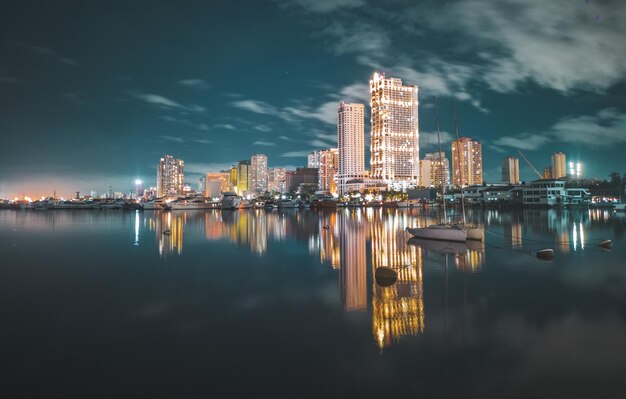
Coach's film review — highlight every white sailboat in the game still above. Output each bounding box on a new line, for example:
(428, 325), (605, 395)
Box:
(406, 102), (484, 242)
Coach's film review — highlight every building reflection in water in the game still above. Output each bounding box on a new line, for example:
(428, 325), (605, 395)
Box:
(338, 211), (367, 311)
(148, 211), (184, 257)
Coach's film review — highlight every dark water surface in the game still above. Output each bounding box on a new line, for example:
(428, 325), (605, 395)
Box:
(1, 208), (625, 398)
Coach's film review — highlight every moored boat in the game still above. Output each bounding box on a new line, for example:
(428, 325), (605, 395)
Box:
(221, 192), (242, 210)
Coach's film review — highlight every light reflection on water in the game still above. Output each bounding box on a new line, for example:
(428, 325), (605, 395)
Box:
(1, 207), (625, 397)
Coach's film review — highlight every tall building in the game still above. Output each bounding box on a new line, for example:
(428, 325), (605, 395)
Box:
(337, 102), (365, 194)
(419, 152), (450, 188)
(451, 137), (482, 186)
(319, 148), (339, 194)
(206, 172), (229, 198)
(157, 155), (184, 197)
(286, 168), (318, 193)
(268, 168), (287, 194)
(543, 166), (552, 179)
(552, 152), (566, 179)
(250, 154), (268, 194)
(370, 72), (419, 189)
(237, 160), (251, 195)
(307, 151), (320, 169)
(228, 166), (238, 193)
(502, 157), (520, 184)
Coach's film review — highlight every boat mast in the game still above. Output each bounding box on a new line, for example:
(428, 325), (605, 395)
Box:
(435, 101), (447, 223)
(453, 104), (467, 225)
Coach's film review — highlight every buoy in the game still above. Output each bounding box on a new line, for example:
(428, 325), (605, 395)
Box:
(536, 248), (554, 261)
(163, 229), (172, 236)
(323, 225), (331, 230)
(598, 240), (613, 250)
(375, 267), (398, 287)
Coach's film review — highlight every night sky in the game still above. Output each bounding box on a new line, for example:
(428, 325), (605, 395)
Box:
(1, 0), (625, 197)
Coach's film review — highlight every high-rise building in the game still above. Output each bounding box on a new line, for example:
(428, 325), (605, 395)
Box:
(451, 137), (482, 186)
(206, 172), (229, 198)
(319, 148), (339, 194)
(337, 102), (365, 194)
(250, 154), (268, 194)
(543, 166), (552, 179)
(552, 152), (566, 178)
(286, 168), (318, 193)
(419, 152), (450, 188)
(502, 157), (520, 184)
(307, 151), (320, 169)
(228, 166), (238, 193)
(157, 155), (184, 197)
(237, 160), (251, 195)
(370, 72), (419, 189)
(268, 168), (287, 194)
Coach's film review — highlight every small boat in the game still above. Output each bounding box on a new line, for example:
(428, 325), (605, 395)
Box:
(375, 267), (397, 287)
(406, 224), (484, 242)
(536, 248), (554, 261)
(167, 198), (213, 210)
(221, 192), (242, 210)
(141, 198), (168, 210)
(162, 229), (172, 236)
(310, 197), (338, 208)
(598, 240), (613, 249)
(237, 199), (253, 209)
(277, 199), (299, 208)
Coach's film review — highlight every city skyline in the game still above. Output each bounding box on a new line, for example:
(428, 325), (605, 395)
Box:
(2, 1), (626, 198)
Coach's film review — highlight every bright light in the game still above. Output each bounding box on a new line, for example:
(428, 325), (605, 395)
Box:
(135, 179), (143, 185)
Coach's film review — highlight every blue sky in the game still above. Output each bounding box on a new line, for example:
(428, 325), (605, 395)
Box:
(1, 0), (625, 197)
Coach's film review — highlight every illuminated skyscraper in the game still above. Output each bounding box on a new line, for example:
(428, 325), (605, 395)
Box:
(369, 72), (419, 189)
(543, 166), (552, 179)
(451, 137), (482, 186)
(206, 172), (229, 198)
(337, 102), (365, 194)
(237, 160), (251, 195)
(228, 166), (238, 193)
(319, 148), (339, 194)
(502, 156), (520, 184)
(250, 154), (268, 194)
(157, 155), (184, 197)
(420, 152), (450, 188)
(268, 168), (287, 193)
(307, 150), (320, 169)
(552, 152), (567, 179)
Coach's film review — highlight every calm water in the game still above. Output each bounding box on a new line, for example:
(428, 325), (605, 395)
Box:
(1, 208), (626, 398)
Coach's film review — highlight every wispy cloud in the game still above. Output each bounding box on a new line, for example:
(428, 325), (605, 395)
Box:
(280, 150), (310, 157)
(8, 41), (80, 67)
(160, 135), (185, 143)
(0, 75), (31, 85)
(135, 93), (206, 114)
(283, 0), (365, 13)
(420, 131), (455, 148)
(179, 78), (209, 89)
(160, 115), (209, 131)
(214, 123), (236, 130)
(253, 141), (276, 146)
(186, 162), (233, 174)
(254, 125), (272, 132)
(492, 134), (550, 151)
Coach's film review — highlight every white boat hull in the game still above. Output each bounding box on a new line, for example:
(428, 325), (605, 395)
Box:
(221, 196), (242, 210)
(406, 224), (484, 242)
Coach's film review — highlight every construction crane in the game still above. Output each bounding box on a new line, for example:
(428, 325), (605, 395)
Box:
(518, 150), (543, 179)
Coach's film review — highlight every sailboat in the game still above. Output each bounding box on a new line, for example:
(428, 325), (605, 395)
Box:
(406, 102), (484, 242)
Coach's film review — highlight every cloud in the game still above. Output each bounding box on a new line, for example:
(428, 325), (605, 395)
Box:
(185, 162), (234, 174)
(0, 75), (31, 85)
(494, 108), (626, 150)
(546, 108), (626, 146)
(137, 93), (185, 109)
(419, 130), (455, 148)
(284, 0), (365, 13)
(254, 125), (272, 132)
(279, 135), (293, 141)
(59, 92), (85, 106)
(280, 150), (311, 157)
(421, 0), (626, 94)
(492, 133), (551, 151)
(159, 135), (185, 143)
(30, 45), (80, 67)
(253, 141), (276, 146)
(179, 79), (209, 89)
(318, 20), (390, 56)
(194, 139), (212, 145)
(214, 123), (236, 130)
(160, 115), (209, 131)
(285, 101), (338, 125)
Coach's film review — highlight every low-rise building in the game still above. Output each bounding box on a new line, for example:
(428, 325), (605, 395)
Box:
(523, 179), (567, 206)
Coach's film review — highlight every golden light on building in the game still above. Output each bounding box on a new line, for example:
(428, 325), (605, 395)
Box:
(369, 72), (419, 190)
(156, 211), (184, 256)
(339, 211), (367, 311)
(451, 137), (482, 187)
(319, 148), (339, 195)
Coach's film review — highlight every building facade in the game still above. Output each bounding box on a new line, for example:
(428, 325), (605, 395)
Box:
(157, 155), (184, 197)
(551, 152), (566, 179)
(250, 154), (268, 194)
(286, 168), (318, 193)
(502, 157), (520, 184)
(451, 137), (483, 187)
(419, 152), (450, 188)
(337, 102), (365, 194)
(369, 72), (419, 189)
(268, 168), (287, 194)
(237, 160), (251, 195)
(319, 148), (339, 194)
(205, 172), (230, 198)
(307, 151), (320, 169)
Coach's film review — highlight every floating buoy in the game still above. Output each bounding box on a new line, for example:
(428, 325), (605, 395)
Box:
(536, 248), (554, 261)
(598, 240), (613, 250)
(375, 267), (398, 287)
(163, 229), (172, 236)
(323, 225), (331, 230)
